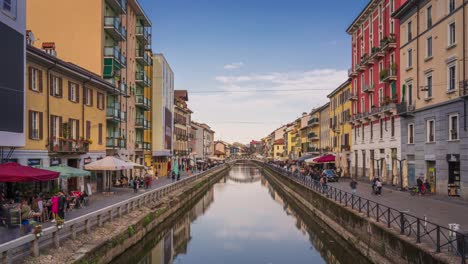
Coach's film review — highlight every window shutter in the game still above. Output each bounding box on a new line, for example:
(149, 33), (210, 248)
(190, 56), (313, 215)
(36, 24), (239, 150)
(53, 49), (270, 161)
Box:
(90, 90), (94, 106)
(49, 115), (54, 140)
(98, 123), (103, 145)
(38, 70), (43, 92)
(86, 121), (91, 139)
(68, 81), (71, 101)
(76, 84), (80, 103)
(59, 117), (63, 137)
(28, 67), (32, 91)
(39, 112), (43, 140)
(28, 110), (33, 139)
(76, 120), (80, 139)
(49, 74), (53, 96)
(59, 78), (63, 97)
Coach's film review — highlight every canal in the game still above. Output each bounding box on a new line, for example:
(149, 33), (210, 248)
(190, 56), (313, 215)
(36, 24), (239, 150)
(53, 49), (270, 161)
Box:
(111, 163), (371, 264)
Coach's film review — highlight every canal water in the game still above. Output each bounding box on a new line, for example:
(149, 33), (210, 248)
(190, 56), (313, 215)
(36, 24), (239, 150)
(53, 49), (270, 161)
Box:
(111, 163), (370, 264)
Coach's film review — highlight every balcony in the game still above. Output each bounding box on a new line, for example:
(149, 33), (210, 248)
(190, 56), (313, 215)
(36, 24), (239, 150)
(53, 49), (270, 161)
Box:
(307, 118), (320, 127)
(135, 142), (144, 152)
(370, 106), (381, 118)
(105, 0), (126, 14)
(397, 102), (416, 117)
(460, 80), (468, 97)
(348, 92), (358, 101)
(370, 47), (385, 60)
(362, 83), (374, 93)
(381, 101), (397, 115)
(135, 117), (148, 129)
(106, 106), (126, 123)
(49, 138), (89, 154)
(144, 142), (151, 151)
(135, 71), (151, 87)
(135, 94), (151, 110)
(104, 47), (125, 68)
(136, 26), (150, 44)
(308, 147), (320, 153)
(381, 34), (397, 52)
(135, 49), (151, 66)
(341, 145), (351, 152)
(348, 67), (358, 77)
(380, 64), (397, 83)
(174, 118), (186, 126)
(106, 137), (126, 149)
(331, 125), (340, 133)
(308, 133), (319, 141)
(356, 62), (367, 72)
(104, 17), (126, 41)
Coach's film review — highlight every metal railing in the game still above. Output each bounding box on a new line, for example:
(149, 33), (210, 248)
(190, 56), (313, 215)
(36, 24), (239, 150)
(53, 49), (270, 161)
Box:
(0, 164), (227, 263)
(261, 162), (468, 264)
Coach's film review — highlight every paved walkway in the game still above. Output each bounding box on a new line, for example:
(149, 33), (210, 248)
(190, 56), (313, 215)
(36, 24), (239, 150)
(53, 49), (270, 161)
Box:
(329, 179), (468, 231)
(0, 170), (195, 244)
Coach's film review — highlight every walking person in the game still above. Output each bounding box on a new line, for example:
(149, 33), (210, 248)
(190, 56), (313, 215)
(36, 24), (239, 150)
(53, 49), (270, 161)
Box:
(376, 178), (383, 195)
(50, 194), (59, 222)
(416, 177), (424, 195)
(350, 178), (358, 195)
(58, 192), (66, 220)
(133, 178), (138, 193)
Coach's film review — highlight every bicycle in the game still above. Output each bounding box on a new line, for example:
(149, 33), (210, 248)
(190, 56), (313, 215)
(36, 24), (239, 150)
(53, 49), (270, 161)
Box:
(400, 210), (412, 236)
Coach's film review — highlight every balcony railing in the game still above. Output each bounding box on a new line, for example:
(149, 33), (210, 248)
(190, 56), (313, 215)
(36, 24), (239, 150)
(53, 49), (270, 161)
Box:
(380, 34), (397, 52)
(308, 133), (319, 141)
(348, 92), (358, 101)
(106, 137), (126, 149)
(307, 118), (320, 127)
(103, 16), (126, 41)
(135, 117), (148, 129)
(362, 83), (374, 93)
(341, 144), (351, 151)
(396, 102), (416, 116)
(380, 64), (398, 82)
(49, 138), (89, 154)
(348, 68), (357, 77)
(105, 0), (126, 14)
(459, 80), (468, 97)
(135, 71), (151, 87)
(106, 107), (126, 122)
(135, 49), (151, 66)
(174, 118), (186, 125)
(136, 26), (150, 44)
(104, 47), (126, 68)
(135, 95), (151, 110)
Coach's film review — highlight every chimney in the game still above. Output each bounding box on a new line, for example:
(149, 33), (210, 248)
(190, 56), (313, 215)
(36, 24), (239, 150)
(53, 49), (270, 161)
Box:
(42, 42), (57, 57)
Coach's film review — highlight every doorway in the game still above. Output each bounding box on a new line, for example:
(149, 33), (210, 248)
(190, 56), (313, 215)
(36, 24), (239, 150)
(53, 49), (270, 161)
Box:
(448, 161), (461, 196)
(426, 161), (436, 194)
(67, 159), (78, 168)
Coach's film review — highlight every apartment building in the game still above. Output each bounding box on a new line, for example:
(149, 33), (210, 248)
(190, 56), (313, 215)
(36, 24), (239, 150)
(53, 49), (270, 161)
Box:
(27, 0), (153, 165)
(0, 0), (26, 148)
(347, 0), (403, 183)
(318, 103), (331, 153)
(201, 124), (215, 158)
(308, 109), (321, 155)
(152, 54), (174, 176)
(173, 90), (192, 163)
(273, 139), (285, 160)
(394, 0), (468, 198)
(12, 45), (115, 192)
(328, 79), (353, 176)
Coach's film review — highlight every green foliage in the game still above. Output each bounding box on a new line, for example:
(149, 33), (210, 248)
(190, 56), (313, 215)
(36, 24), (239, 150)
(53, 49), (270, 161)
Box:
(127, 225), (136, 237)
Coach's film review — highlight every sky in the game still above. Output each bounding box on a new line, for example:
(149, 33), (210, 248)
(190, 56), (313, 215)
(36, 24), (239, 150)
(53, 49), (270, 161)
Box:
(140, 0), (369, 144)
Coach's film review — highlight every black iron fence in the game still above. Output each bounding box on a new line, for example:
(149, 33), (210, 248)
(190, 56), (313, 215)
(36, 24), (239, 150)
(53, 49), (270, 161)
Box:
(263, 162), (467, 264)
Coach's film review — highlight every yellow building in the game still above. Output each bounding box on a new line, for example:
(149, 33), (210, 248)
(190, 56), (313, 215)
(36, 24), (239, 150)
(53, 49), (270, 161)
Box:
(273, 139), (285, 160)
(26, 0), (153, 165)
(328, 79), (352, 176)
(13, 45), (115, 192)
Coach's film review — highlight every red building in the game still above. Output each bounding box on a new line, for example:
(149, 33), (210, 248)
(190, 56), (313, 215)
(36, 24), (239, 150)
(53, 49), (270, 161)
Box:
(346, 0), (406, 183)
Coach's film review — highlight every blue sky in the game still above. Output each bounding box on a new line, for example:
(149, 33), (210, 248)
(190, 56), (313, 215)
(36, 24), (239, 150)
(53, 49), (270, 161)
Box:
(140, 0), (369, 143)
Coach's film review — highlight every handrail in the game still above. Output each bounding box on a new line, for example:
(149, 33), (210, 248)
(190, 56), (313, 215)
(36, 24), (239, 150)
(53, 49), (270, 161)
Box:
(0, 164), (227, 262)
(260, 162), (467, 264)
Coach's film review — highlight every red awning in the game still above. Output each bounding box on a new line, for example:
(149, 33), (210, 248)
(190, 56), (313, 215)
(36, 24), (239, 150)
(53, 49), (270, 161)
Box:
(313, 154), (336, 163)
(0, 163), (60, 182)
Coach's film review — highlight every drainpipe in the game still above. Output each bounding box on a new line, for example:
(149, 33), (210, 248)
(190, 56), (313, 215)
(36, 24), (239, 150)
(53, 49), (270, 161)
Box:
(46, 61), (58, 151)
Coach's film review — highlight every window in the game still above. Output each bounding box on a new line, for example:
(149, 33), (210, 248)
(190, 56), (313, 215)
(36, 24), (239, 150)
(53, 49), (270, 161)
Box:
(369, 68), (374, 86)
(362, 124), (365, 141)
(369, 93), (374, 111)
(391, 116), (395, 137)
(378, 88), (383, 106)
(408, 123), (414, 144)
(380, 119), (383, 139)
(69, 119), (79, 140)
(449, 114), (459, 140)
(449, 22), (456, 46)
(50, 115), (61, 139)
(427, 6), (432, 28)
(361, 74), (365, 91)
(408, 49), (413, 68)
(370, 122), (373, 140)
(2, 0), (17, 19)
(426, 37), (432, 58)
(379, 61), (383, 83)
(84, 88), (93, 106)
(449, 0), (455, 13)
(407, 21), (412, 42)
(97, 92), (105, 110)
(407, 82), (414, 105)
(68, 82), (79, 102)
(50, 75), (62, 97)
(86, 121), (91, 139)
(427, 119), (435, 143)
(29, 111), (43, 140)
(426, 74), (433, 98)
(29, 67), (42, 92)
(448, 63), (456, 91)
(361, 97), (365, 113)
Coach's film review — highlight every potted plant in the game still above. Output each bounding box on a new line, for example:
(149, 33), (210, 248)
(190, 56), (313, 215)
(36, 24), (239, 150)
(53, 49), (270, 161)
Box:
(391, 63), (398, 75)
(380, 69), (389, 81)
(56, 217), (64, 230)
(32, 224), (43, 238)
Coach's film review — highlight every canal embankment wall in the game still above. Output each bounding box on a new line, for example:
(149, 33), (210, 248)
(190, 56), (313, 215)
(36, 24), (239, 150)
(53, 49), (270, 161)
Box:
(19, 165), (229, 264)
(257, 161), (454, 264)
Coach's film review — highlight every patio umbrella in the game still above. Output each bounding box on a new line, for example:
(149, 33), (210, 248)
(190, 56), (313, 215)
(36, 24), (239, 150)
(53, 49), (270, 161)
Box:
(0, 163), (59, 182)
(42, 165), (91, 179)
(335, 154), (341, 169)
(369, 162), (374, 180)
(381, 159), (387, 183)
(392, 160), (398, 185)
(313, 154), (336, 163)
(402, 160), (409, 188)
(85, 157), (133, 192)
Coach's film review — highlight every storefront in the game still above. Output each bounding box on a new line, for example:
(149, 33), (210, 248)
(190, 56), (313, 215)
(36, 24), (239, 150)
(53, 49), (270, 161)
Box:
(447, 154), (461, 197)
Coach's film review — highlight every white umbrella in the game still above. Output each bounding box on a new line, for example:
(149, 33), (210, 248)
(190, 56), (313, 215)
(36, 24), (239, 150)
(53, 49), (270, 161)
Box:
(392, 160), (398, 185)
(381, 159), (387, 183)
(125, 161), (145, 169)
(402, 160), (409, 188)
(85, 156), (133, 192)
(369, 161), (374, 180)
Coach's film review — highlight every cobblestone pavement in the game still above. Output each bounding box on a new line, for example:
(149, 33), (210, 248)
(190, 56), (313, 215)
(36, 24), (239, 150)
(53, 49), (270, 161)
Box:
(0, 170), (195, 244)
(329, 179), (468, 230)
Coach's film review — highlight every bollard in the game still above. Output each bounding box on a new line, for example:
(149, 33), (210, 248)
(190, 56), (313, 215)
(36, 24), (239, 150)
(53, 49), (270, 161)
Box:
(2, 251), (9, 264)
(71, 224), (76, 240)
(109, 210), (113, 222)
(85, 219), (91, 234)
(31, 239), (39, 257)
(97, 214), (103, 227)
(53, 231), (60, 248)
(118, 207), (122, 218)
(127, 203), (131, 213)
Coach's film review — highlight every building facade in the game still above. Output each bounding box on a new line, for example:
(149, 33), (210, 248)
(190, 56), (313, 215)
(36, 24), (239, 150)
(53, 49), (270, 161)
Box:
(13, 45), (115, 192)
(328, 79), (353, 176)
(173, 91), (191, 164)
(318, 103), (331, 153)
(201, 124), (215, 158)
(394, 0), (468, 198)
(27, 0), (153, 165)
(152, 54), (174, 176)
(347, 0), (403, 183)
(273, 139), (285, 160)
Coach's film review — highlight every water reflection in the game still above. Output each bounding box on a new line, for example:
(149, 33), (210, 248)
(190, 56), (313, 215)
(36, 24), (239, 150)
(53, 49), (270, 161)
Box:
(112, 164), (369, 264)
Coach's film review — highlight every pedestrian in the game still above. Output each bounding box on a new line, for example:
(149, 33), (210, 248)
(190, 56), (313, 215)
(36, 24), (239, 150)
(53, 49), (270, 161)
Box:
(177, 172), (180, 181)
(58, 192), (66, 220)
(171, 171), (176, 182)
(350, 178), (357, 194)
(50, 194), (59, 222)
(417, 177), (424, 195)
(424, 179), (431, 194)
(376, 179), (383, 195)
(133, 179), (138, 193)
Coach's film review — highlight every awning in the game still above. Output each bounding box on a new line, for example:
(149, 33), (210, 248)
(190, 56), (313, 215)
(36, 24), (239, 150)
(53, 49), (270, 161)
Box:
(42, 165), (91, 179)
(0, 163), (60, 182)
(84, 156), (133, 171)
(306, 154), (336, 164)
(125, 161), (145, 169)
(297, 154), (314, 162)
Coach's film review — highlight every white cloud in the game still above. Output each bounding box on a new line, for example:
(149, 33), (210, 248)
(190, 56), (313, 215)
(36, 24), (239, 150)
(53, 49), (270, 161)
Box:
(190, 68), (347, 143)
(223, 62), (244, 70)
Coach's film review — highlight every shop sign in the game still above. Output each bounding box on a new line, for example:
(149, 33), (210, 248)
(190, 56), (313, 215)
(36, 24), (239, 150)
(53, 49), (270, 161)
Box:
(27, 159), (41, 166)
(50, 158), (61, 166)
(446, 154), (460, 162)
